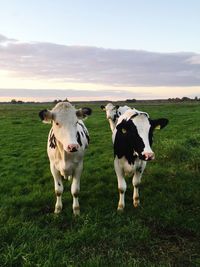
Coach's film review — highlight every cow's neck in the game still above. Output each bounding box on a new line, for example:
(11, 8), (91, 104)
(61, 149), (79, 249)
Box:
(108, 119), (116, 132)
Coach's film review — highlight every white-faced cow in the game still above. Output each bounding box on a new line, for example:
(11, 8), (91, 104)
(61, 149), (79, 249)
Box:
(112, 108), (168, 211)
(39, 102), (92, 215)
(101, 103), (131, 132)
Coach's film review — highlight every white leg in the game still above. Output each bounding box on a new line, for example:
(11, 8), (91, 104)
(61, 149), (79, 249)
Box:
(71, 162), (83, 216)
(132, 172), (141, 208)
(132, 161), (146, 208)
(50, 164), (63, 214)
(114, 157), (126, 211)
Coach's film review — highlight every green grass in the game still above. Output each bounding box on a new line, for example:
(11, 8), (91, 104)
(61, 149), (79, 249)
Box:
(0, 102), (200, 267)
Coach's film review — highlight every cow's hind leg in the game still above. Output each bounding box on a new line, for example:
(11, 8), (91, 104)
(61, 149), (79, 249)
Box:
(50, 164), (63, 214)
(114, 157), (126, 211)
(71, 162), (83, 216)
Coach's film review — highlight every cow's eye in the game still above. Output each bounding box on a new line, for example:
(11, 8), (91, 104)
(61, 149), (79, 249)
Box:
(56, 122), (59, 126)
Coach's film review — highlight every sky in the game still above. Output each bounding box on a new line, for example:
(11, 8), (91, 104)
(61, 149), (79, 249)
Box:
(0, 0), (200, 101)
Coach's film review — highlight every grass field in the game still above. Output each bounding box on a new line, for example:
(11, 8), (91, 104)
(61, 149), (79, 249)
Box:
(0, 102), (200, 267)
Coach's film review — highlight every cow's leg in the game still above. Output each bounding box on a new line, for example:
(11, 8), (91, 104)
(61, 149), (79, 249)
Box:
(114, 157), (126, 211)
(50, 164), (63, 214)
(71, 161), (83, 216)
(132, 162), (146, 208)
(132, 172), (141, 208)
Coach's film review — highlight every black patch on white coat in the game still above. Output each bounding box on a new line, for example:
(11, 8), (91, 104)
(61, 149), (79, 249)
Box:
(113, 113), (118, 123)
(85, 134), (90, 144)
(113, 109), (121, 122)
(49, 129), (57, 149)
(76, 131), (82, 146)
(77, 122), (90, 144)
(114, 119), (146, 164)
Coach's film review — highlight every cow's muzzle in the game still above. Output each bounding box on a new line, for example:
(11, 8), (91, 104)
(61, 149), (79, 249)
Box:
(67, 144), (79, 153)
(141, 152), (155, 161)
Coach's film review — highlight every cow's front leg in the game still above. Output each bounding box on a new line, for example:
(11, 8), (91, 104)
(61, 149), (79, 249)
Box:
(132, 162), (146, 208)
(114, 157), (126, 211)
(71, 162), (83, 216)
(50, 164), (63, 214)
(132, 172), (141, 207)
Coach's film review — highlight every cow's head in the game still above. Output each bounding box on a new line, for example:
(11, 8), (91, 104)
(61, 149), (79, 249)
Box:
(101, 103), (120, 122)
(115, 109), (168, 161)
(39, 102), (92, 153)
(101, 103), (131, 132)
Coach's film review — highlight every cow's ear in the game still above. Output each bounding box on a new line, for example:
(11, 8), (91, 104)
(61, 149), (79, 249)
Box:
(150, 118), (169, 130)
(76, 107), (92, 119)
(39, 109), (53, 123)
(100, 105), (106, 111)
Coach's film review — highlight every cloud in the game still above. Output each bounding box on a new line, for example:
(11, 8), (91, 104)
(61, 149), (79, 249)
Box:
(0, 34), (200, 87)
(0, 87), (199, 102)
(0, 34), (18, 46)
(187, 55), (200, 65)
(0, 88), (152, 101)
(0, 34), (15, 42)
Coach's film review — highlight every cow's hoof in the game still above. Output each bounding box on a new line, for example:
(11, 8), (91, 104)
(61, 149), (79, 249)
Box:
(117, 205), (124, 212)
(73, 207), (80, 216)
(54, 206), (62, 214)
(133, 201), (140, 208)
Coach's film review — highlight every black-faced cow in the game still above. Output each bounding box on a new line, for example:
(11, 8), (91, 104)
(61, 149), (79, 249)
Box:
(101, 103), (131, 132)
(39, 102), (92, 215)
(112, 108), (168, 211)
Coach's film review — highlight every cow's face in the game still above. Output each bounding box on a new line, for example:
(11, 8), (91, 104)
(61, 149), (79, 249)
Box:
(101, 103), (119, 122)
(115, 110), (168, 161)
(39, 102), (92, 153)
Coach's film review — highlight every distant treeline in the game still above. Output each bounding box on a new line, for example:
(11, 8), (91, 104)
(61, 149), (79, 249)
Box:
(125, 96), (200, 103)
(2, 96), (200, 104)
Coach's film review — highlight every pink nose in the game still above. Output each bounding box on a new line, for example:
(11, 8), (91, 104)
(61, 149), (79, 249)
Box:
(143, 152), (155, 161)
(67, 144), (79, 152)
